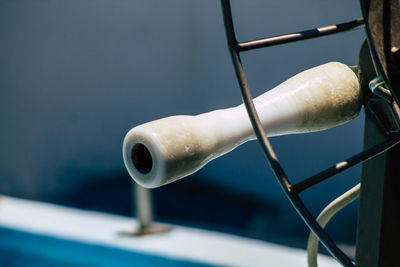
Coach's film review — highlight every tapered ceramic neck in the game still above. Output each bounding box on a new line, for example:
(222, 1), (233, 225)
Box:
(123, 62), (361, 188)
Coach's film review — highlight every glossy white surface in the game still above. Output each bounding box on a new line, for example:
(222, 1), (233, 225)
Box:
(123, 62), (361, 188)
(0, 196), (339, 267)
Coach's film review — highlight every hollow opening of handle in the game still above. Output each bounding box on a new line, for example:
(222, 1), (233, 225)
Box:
(132, 143), (153, 174)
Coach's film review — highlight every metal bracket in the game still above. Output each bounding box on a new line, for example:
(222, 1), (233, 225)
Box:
(360, 42), (400, 135)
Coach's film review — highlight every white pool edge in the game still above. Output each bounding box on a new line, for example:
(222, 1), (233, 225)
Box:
(0, 195), (339, 267)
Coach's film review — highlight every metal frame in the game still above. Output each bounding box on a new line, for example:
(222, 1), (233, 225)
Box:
(220, 0), (400, 266)
(360, 0), (400, 104)
(356, 1), (400, 266)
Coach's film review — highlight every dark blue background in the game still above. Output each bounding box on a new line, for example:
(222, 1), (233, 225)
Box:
(0, 0), (364, 248)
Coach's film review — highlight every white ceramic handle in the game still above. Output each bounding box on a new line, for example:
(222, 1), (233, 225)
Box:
(123, 62), (361, 188)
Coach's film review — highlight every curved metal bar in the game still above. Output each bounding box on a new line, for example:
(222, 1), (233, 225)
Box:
(292, 132), (400, 193)
(238, 18), (364, 52)
(220, 0), (355, 265)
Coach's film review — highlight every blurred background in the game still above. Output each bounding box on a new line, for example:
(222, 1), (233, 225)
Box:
(0, 0), (365, 250)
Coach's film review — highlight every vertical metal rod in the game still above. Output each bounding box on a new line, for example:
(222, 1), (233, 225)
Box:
(135, 183), (153, 230)
(131, 182), (172, 236)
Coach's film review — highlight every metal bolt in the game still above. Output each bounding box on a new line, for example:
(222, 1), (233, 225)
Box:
(391, 46), (400, 68)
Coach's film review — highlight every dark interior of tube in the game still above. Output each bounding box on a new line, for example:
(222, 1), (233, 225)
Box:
(131, 143), (153, 174)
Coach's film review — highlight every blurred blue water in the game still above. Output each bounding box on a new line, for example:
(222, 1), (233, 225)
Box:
(0, 227), (211, 267)
(0, 0), (365, 246)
